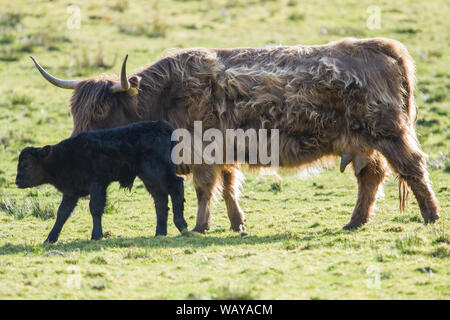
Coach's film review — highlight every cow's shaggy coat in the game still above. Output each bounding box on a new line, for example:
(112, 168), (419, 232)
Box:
(15, 121), (187, 242)
(32, 37), (439, 232)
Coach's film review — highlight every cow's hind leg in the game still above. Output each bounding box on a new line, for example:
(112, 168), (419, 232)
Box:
(192, 165), (220, 233)
(344, 153), (387, 230)
(375, 132), (439, 224)
(222, 165), (246, 231)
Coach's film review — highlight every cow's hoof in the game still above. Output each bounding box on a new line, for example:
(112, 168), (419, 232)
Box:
(424, 213), (440, 225)
(191, 228), (206, 234)
(192, 224), (209, 233)
(343, 222), (363, 230)
(230, 223), (246, 232)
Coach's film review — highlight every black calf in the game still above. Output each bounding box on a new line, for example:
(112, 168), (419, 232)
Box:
(15, 121), (187, 243)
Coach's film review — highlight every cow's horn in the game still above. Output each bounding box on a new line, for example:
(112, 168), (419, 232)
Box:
(111, 54), (130, 93)
(340, 152), (352, 173)
(30, 56), (79, 89)
(353, 155), (369, 176)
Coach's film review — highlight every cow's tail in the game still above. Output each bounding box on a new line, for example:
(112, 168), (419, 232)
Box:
(398, 177), (410, 213)
(377, 38), (418, 212)
(393, 40), (415, 213)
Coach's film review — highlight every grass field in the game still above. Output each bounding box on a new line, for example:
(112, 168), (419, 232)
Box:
(0, 0), (448, 299)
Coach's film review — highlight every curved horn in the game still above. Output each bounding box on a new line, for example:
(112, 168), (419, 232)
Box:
(30, 56), (79, 89)
(340, 152), (353, 173)
(111, 54), (130, 93)
(353, 155), (370, 176)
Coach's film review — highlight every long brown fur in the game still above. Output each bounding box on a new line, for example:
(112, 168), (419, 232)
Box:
(66, 37), (439, 231)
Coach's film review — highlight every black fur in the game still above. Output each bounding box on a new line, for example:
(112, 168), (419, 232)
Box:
(15, 121), (187, 243)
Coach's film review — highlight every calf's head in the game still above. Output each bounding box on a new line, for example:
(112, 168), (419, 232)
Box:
(15, 146), (51, 188)
(30, 55), (142, 135)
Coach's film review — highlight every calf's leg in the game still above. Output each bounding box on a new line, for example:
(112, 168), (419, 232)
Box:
(145, 186), (169, 236)
(222, 166), (246, 231)
(89, 185), (107, 240)
(168, 176), (188, 232)
(139, 161), (171, 236)
(375, 131), (439, 224)
(45, 194), (79, 243)
(344, 153), (387, 230)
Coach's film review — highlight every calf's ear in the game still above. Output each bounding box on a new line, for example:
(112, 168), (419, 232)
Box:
(39, 145), (52, 159)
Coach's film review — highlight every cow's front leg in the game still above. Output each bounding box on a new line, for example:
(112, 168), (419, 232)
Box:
(222, 165), (246, 231)
(344, 153), (387, 230)
(45, 194), (79, 243)
(89, 184), (106, 240)
(192, 165), (220, 233)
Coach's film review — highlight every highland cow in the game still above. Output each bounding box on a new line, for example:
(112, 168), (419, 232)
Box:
(30, 37), (440, 232)
(15, 121), (187, 243)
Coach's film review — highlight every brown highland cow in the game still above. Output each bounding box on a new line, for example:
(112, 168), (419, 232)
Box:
(31, 37), (439, 232)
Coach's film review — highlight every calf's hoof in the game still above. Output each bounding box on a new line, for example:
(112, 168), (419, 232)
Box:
(180, 229), (197, 237)
(91, 233), (103, 241)
(175, 220), (188, 233)
(44, 237), (58, 244)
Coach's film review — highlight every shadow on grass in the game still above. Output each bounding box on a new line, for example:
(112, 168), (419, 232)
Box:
(0, 225), (351, 255)
(0, 233), (306, 255)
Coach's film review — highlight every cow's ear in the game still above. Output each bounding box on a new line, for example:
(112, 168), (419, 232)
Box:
(39, 145), (52, 159)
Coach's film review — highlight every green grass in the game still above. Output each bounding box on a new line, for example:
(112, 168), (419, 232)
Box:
(0, 0), (449, 299)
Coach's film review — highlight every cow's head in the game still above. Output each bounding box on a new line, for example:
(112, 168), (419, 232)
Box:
(30, 55), (142, 135)
(15, 146), (51, 188)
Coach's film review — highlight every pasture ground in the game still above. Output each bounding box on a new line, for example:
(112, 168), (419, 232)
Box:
(0, 0), (448, 299)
